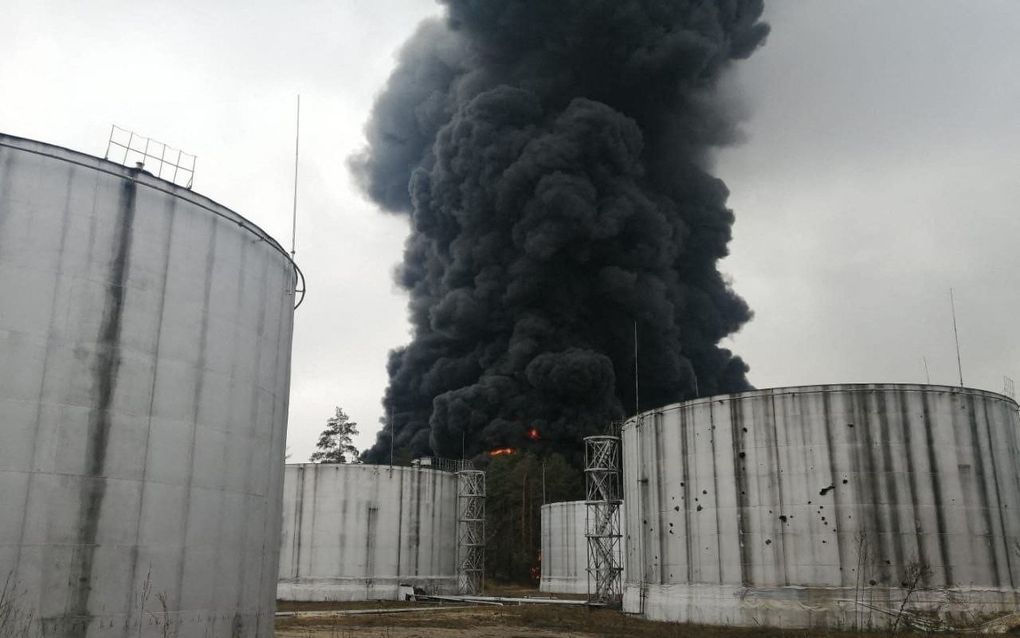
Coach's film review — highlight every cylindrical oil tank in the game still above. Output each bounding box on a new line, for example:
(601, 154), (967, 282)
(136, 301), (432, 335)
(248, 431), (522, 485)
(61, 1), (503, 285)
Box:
(540, 501), (588, 594)
(622, 384), (1020, 629)
(0, 134), (297, 637)
(277, 463), (459, 601)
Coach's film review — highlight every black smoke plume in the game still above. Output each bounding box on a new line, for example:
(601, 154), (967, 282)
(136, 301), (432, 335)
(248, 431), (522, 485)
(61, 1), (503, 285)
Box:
(353, 1), (769, 462)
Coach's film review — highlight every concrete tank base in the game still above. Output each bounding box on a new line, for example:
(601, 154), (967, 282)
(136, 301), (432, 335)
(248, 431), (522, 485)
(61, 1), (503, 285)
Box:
(624, 583), (1020, 629)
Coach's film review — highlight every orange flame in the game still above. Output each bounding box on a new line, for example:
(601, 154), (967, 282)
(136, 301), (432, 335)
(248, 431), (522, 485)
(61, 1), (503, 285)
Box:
(488, 447), (517, 457)
(526, 427), (541, 441)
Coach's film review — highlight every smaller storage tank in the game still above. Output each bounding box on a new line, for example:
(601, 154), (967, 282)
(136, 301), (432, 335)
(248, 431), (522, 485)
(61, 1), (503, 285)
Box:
(623, 384), (1020, 629)
(540, 500), (627, 595)
(277, 463), (459, 601)
(540, 501), (588, 594)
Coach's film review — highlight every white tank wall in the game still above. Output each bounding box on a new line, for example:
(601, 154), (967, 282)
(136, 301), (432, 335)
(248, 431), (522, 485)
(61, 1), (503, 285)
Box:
(540, 501), (588, 594)
(277, 463), (459, 601)
(623, 384), (1020, 629)
(0, 134), (296, 637)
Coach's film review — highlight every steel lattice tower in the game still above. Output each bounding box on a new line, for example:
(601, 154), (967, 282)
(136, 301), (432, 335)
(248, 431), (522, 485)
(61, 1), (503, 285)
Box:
(456, 469), (486, 594)
(585, 435), (623, 606)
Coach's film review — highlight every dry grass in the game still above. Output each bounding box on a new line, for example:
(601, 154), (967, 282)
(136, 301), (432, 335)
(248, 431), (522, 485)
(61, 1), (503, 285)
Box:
(275, 600), (979, 638)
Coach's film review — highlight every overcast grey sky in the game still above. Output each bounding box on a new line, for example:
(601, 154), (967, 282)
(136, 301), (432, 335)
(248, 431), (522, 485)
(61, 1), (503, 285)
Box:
(3, 1), (1018, 460)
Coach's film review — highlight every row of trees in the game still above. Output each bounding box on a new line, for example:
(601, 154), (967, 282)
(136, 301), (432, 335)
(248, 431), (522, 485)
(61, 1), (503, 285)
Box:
(486, 452), (583, 583)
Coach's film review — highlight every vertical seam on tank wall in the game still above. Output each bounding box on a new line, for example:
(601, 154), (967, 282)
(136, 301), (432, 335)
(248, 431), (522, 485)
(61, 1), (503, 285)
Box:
(794, 391), (813, 586)
(173, 215), (218, 607)
(293, 467), (303, 579)
(12, 166), (75, 583)
(846, 391), (867, 590)
(896, 389), (925, 587)
(445, 473), (454, 584)
(781, 392), (798, 586)
(964, 393), (1001, 587)
(558, 505), (565, 580)
(876, 391), (902, 582)
(366, 476), (379, 591)
(921, 391), (953, 586)
(309, 468), (319, 580)
(655, 411), (667, 585)
(986, 402), (1017, 589)
(259, 248), (283, 628)
(67, 169), (138, 633)
(123, 193), (177, 635)
(263, 258), (290, 606)
(427, 469), (436, 579)
(396, 468), (405, 588)
(768, 393), (788, 586)
(858, 392), (884, 582)
(634, 419), (647, 607)
(565, 505), (571, 581)
(979, 397), (1013, 588)
(679, 409), (692, 587)
(731, 398), (751, 587)
(820, 390), (846, 586)
(0, 149), (12, 244)
(413, 467), (422, 578)
(338, 466), (350, 579)
(707, 405), (722, 584)
(229, 237), (254, 623)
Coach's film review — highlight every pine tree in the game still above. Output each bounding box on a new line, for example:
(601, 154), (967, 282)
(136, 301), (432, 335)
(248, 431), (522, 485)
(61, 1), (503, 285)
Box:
(310, 407), (360, 463)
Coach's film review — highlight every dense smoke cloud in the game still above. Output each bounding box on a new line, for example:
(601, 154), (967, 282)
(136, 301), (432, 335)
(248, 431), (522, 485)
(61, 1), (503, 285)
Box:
(352, 0), (769, 461)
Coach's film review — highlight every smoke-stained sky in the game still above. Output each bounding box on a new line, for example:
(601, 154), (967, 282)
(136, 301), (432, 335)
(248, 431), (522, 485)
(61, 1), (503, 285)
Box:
(351, 1), (768, 460)
(2, 1), (1019, 461)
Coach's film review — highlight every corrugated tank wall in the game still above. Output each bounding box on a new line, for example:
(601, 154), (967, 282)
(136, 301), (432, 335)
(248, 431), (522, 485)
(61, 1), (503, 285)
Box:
(0, 134), (297, 637)
(622, 384), (1020, 629)
(277, 463), (459, 601)
(539, 501), (588, 594)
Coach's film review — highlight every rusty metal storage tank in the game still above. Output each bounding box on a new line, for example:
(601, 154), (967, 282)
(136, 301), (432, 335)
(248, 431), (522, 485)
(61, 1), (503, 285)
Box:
(540, 501), (588, 594)
(277, 463), (459, 601)
(622, 383), (1020, 629)
(0, 133), (298, 637)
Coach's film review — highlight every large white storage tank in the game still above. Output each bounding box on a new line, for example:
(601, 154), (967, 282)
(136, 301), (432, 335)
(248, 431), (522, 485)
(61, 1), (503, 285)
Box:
(622, 384), (1020, 629)
(539, 501), (588, 594)
(277, 463), (459, 601)
(0, 134), (297, 637)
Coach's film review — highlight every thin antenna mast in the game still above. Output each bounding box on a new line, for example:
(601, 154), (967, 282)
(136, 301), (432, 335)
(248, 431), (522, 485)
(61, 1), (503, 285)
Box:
(388, 408), (394, 467)
(291, 94), (301, 259)
(922, 357), (931, 384)
(950, 288), (964, 387)
(633, 320), (639, 417)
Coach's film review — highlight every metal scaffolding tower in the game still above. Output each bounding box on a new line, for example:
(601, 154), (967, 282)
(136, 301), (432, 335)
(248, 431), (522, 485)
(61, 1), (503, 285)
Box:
(456, 469), (485, 595)
(585, 435), (623, 607)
